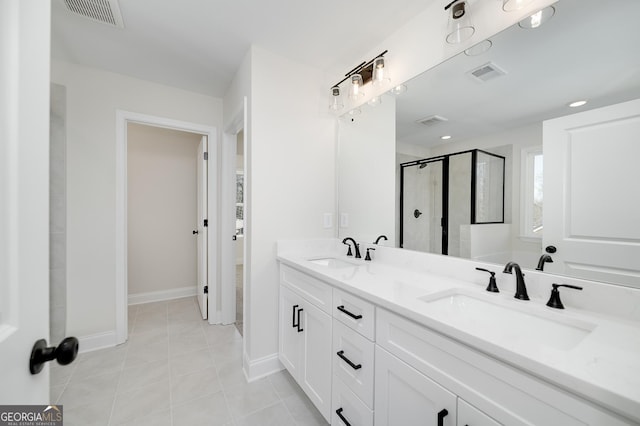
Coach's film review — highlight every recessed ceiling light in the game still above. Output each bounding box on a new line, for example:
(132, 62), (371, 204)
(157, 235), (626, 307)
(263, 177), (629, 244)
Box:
(568, 100), (588, 108)
(441, 135), (452, 140)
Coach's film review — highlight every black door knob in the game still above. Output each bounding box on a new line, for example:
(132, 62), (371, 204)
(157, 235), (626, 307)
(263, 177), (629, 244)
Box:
(30, 337), (79, 374)
(414, 209), (423, 218)
(192, 230), (198, 235)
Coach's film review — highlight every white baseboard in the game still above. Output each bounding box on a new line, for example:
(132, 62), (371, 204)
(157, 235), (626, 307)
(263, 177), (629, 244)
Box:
(243, 351), (283, 382)
(128, 286), (197, 305)
(78, 331), (118, 354)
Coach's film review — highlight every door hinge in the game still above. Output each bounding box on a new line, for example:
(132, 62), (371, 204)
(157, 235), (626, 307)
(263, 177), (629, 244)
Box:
(204, 219), (208, 227)
(204, 152), (208, 160)
(204, 286), (208, 294)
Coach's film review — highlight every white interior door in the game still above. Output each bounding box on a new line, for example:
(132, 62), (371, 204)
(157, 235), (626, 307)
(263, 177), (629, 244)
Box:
(0, 0), (51, 403)
(543, 99), (640, 287)
(196, 136), (208, 319)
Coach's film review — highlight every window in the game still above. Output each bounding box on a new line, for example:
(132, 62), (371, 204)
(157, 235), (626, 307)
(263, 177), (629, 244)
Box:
(235, 171), (244, 236)
(521, 147), (543, 238)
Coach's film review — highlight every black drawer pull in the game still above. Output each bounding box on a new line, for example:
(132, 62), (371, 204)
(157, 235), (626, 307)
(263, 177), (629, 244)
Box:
(336, 350), (361, 370)
(336, 408), (352, 426)
(296, 308), (303, 332)
(292, 305), (299, 328)
(437, 408), (449, 426)
(337, 305), (362, 320)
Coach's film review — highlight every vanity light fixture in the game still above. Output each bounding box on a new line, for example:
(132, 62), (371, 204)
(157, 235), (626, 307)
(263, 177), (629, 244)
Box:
(518, 6), (555, 29)
(390, 84), (407, 95)
(445, 0), (475, 44)
(329, 50), (389, 109)
(502, 0), (535, 12)
(568, 100), (588, 108)
(329, 86), (344, 112)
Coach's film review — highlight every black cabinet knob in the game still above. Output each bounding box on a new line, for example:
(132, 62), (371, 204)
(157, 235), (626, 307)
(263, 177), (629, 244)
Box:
(192, 230), (199, 235)
(30, 337), (79, 374)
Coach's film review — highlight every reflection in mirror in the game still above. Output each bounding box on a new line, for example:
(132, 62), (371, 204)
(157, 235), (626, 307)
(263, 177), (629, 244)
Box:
(338, 0), (640, 287)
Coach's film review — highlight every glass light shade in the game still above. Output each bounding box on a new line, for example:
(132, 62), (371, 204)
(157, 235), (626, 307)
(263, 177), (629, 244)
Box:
(390, 84), (407, 95)
(329, 86), (344, 111)
(372, 57), (390, 87)
(518, 6), (555, 29)
(348, 74), (364, 99)
(464, 39), (492, 56)
(446, 1), (475, 44)
(368, 96), (382, 107)
(502, 0), (535, 12)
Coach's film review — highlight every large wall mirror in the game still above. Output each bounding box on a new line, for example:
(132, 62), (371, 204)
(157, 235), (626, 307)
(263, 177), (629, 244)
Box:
(337, 0), (640, 288)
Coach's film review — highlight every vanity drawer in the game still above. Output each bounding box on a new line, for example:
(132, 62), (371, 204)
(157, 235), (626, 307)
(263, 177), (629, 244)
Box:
(333, 319), (375, 407)
(280, 264), (332, 314)
(332, 376), (374, 426)
(333, 288), (375, 340)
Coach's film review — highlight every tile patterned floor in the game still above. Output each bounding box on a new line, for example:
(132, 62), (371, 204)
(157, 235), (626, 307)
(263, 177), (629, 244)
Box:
(50, 297), (328, 426)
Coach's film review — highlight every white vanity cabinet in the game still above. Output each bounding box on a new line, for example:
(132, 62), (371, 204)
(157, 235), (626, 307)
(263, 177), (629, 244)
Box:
(458, 399), (501, 426)
(375, 308), (633, 426)
(278, 265), (333, 422)
(375, 344), (457, 426)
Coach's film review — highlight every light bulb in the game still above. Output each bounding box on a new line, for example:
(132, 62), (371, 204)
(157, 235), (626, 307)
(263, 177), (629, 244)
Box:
(348, 74), (364, 100)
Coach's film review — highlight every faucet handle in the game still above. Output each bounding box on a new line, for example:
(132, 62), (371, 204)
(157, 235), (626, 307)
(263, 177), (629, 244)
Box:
(476, 267), (499, 293)
(365, 248), (376, 261)
(546, 283), (583, 309)
(343, 241), (353, 256)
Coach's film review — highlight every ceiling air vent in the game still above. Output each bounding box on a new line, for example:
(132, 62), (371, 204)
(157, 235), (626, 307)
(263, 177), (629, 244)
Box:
(467, 62), (507, 83)
(62, 0), (125, 28)
(417, 115), (448, 127)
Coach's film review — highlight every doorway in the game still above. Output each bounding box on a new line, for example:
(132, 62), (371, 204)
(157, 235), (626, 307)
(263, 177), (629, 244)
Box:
(115, 111), (218, 345)
(235, 131), (245, 335)
(126, 124), (203, 315)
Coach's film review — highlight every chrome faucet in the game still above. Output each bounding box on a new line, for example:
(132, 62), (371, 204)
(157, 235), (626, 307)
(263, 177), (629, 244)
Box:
(536, 254), (554, 271)
(503, 262), (529, 300)
(342, 237), (361, 259)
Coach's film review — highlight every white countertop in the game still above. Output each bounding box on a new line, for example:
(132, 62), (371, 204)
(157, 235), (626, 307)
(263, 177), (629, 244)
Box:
(277, 241), (640, 424)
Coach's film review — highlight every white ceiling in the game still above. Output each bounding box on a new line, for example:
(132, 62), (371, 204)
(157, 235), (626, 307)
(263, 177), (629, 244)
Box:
(394, 0), (640, 148)
(51, 0), (432, 97)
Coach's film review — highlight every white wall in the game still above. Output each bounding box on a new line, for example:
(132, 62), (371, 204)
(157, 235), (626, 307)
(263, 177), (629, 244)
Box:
(51, 60), (222, 341)
(338, 95), (396, 243)
(127, 123), (201, 297)
(224, 46), (336, 378)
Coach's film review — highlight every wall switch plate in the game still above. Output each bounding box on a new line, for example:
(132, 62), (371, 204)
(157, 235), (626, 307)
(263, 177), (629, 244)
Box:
(340, 213), (349, 228)
(323, 213), (333, 229)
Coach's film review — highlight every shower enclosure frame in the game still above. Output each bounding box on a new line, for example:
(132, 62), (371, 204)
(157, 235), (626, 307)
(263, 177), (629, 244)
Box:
(399, 148), (506, 255)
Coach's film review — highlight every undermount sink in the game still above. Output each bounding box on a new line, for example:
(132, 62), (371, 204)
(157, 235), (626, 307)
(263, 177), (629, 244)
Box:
(308, 257), (358, 269)
(419, 290), (596, 351)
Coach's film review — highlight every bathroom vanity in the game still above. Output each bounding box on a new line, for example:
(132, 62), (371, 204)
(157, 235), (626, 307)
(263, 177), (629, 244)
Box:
(277, 239), (640, 425)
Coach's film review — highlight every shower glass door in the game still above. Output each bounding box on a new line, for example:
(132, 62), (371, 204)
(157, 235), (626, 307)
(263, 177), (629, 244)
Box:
(401, 160), (444, 254)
